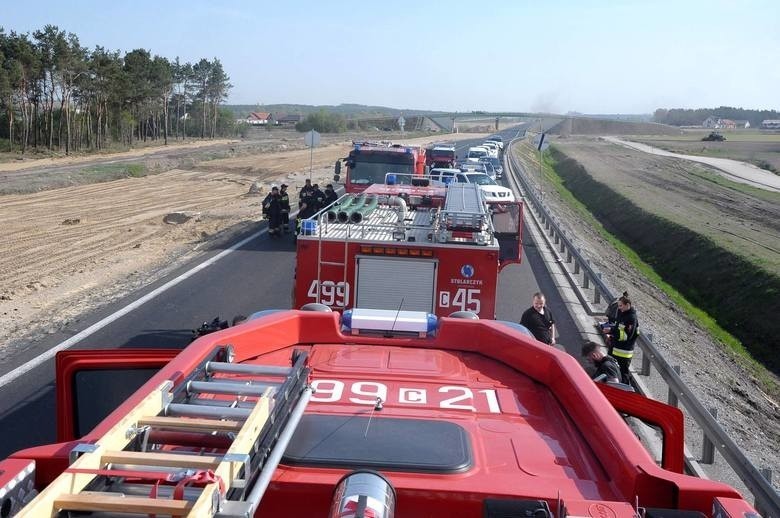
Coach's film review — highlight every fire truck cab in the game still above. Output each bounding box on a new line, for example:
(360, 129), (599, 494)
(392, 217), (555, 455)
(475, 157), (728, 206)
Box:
(334, 141), (426, 193)
(294, 181), (523, 319)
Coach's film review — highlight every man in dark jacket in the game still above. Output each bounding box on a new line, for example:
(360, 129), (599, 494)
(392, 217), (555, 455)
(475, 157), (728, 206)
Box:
(581, 341), (620, 383)
(310, 184), (326, 212)
(606, 295), (639, 384)
(323, 184), (338, 206)
(520, 292), (556, 345)
(298, 179), (314, 207)
(262, 186), (283, 237)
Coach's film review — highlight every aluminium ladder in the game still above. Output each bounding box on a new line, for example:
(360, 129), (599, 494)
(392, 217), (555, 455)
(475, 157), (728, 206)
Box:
(17, 348), (311, 518)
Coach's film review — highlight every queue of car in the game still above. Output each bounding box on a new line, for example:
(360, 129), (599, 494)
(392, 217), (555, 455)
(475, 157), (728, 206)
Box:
(427, 165), (515, 202)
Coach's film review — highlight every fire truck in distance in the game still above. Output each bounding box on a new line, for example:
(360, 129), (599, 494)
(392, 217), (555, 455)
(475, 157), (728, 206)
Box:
(425, 144), (456, 169)
(334, 141), (426, 193)
(294, 180), (524, 319)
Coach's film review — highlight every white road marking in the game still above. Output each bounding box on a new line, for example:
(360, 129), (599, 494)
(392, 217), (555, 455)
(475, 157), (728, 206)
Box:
(0, 225), (273, 389)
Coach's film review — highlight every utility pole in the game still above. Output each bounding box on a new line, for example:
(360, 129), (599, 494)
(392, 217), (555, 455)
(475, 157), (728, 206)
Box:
(536, 118), (547, 200)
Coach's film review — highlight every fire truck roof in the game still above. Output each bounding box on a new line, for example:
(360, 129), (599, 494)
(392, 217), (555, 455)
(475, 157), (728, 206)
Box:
(299, 183), (499, 248)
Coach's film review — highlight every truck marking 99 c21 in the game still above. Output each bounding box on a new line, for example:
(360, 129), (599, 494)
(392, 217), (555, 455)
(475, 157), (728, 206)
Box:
(310, 379), (504, 414)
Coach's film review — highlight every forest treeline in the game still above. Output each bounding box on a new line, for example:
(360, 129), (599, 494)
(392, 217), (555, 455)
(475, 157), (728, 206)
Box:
(653, 106), (780, 127)
(0, 25), (234, 155)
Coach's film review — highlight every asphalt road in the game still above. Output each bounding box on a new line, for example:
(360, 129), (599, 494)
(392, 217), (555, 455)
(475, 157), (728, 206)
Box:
(0, 124), (582, 458)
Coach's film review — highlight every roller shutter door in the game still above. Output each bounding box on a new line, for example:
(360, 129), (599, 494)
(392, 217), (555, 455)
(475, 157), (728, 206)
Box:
(355, 257), (436, 312)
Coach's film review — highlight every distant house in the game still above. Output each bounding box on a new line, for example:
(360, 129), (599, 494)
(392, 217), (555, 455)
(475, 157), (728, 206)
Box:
(761, 119), (780, 130)
(702, 116), (737, 129)
(732, 120), (750, 129)
(273, 113), (304, 125)
(702, 116), (719, 128)
(247, 112), (272, 125)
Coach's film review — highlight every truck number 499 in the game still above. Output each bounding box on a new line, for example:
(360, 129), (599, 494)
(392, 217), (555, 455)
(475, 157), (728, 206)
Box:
(307, 280), (349, 307)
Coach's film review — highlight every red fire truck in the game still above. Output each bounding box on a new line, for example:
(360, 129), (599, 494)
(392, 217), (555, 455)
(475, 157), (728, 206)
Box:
(425, 145), (456, 169)
(334, 141), (426, 193)
(294, 182), (524, 319)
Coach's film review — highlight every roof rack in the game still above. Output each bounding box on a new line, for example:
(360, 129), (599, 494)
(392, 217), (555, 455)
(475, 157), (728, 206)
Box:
(16, 348), (311, 518)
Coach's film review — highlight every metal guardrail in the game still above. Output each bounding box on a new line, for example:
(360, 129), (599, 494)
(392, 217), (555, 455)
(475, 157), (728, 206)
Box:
(504, 137), (779, 517)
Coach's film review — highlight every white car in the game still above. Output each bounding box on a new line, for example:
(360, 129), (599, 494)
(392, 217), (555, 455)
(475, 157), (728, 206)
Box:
(480, 141), (500, 157)
(428, 169), (515, 202)
(466, 146), (489, 163)
(485, 136), (504, 150)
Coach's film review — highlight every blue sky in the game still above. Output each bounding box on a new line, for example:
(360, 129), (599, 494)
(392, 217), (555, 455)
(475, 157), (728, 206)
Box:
(4, 0), (778, 113)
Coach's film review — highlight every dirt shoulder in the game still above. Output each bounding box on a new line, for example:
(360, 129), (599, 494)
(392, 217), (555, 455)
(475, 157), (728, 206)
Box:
(0, 131), (485, 359)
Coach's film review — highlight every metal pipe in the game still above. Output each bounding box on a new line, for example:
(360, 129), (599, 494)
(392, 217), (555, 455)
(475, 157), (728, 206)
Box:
(244, 387), (312, 516)
(206, 362), (291, 377)
(187, 381), (278, 397)
(188, 398), (255, 408)
(167, 403), (251, 420)
(388, 195), (408, 222)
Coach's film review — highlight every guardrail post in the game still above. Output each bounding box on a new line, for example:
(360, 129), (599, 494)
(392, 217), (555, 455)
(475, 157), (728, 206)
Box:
(574, 258), (581, 275)
(583, 274), (590, 290)
(756, 468), (772, 516)
(668, 365), (681, 407)
(701, 407), (717, 463)
(641, 333), (653, 375)
(566, 250), (572, 263)
(594, 274), (602, 304)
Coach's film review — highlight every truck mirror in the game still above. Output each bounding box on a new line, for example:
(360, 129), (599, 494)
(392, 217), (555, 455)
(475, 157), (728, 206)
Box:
(335, 160), (341, 175)
(334, 174), (340, 182)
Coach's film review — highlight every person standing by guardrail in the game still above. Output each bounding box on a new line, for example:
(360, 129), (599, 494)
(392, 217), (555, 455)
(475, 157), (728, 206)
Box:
(605, 294), (638, 384)
(520, 292), (556, 346)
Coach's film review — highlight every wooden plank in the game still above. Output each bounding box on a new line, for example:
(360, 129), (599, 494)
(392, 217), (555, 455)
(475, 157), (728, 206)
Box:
(54, 494), (192, 516)
(138, 415), (243, 432)
(102, 450), (221, 470)
(16, 381), (172, 518)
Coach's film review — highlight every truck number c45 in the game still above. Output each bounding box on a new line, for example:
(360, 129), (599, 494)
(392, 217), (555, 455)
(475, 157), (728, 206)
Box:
(439, 288), (481, 313)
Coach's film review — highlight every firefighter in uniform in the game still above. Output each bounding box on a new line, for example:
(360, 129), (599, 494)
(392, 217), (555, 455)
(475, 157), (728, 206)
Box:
(311, 184), (326, 212)
(279, 184), (291, 233)
(607, 295), (638, 384)
(298, 179), (314, 207)
(262, 186), (283, 237)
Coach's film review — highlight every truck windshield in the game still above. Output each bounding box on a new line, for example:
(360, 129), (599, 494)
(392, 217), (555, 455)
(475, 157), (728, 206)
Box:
(430, 151), (454, 160)
(350, 156), (415, 185)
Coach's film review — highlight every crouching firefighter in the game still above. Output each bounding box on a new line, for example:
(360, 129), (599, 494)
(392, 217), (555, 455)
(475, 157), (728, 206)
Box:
(262, 186), (283, 237)
(608, 294), (639, 385)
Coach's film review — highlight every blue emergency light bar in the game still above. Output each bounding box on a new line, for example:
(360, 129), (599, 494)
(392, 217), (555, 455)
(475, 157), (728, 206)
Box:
(342, 308), (437, 336)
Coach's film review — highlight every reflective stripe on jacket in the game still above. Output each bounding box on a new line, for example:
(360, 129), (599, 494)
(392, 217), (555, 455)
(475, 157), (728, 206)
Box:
(611, 346), (634, 359)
